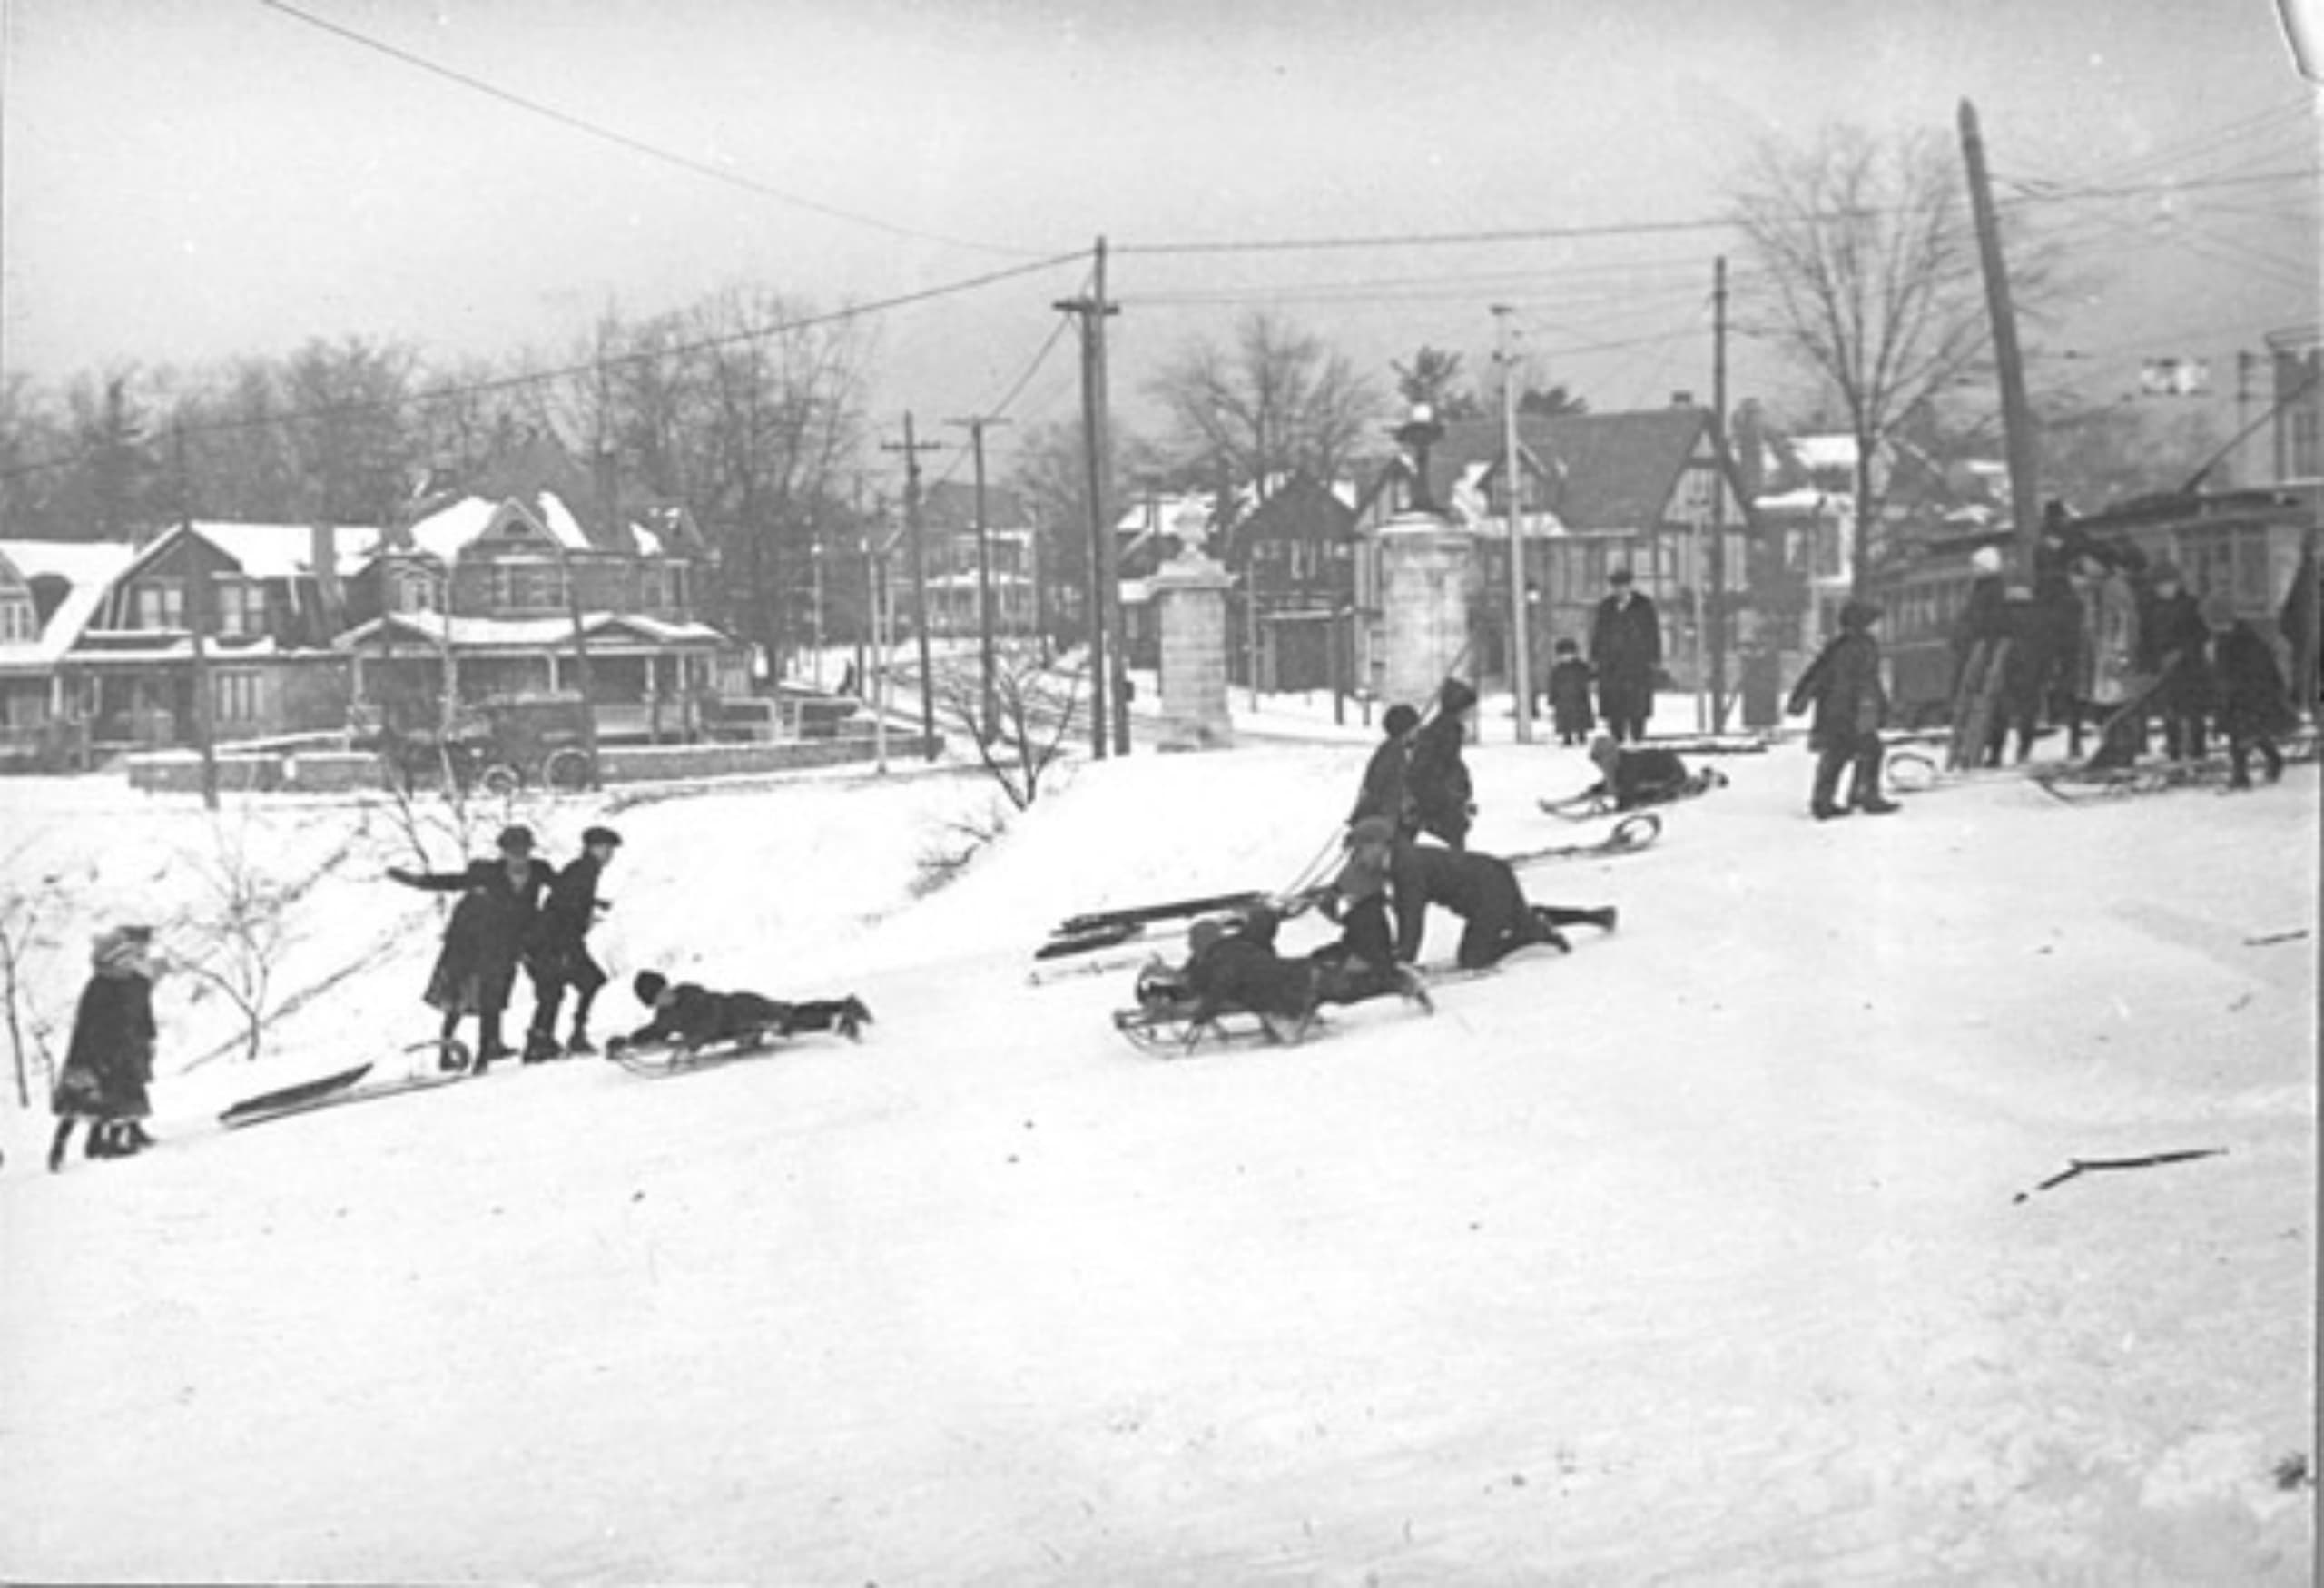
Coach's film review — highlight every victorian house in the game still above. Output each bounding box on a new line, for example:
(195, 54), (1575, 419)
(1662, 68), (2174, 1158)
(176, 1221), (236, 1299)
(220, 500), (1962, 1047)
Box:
(0, 538), (138, 768)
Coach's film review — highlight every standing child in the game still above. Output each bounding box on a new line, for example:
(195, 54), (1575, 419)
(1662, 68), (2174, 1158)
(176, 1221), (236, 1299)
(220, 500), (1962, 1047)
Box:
(1547, 639), (1596, 746)
(1406, 679), (1479, 850)
(388, 824), (556, 1071)
(1786, 600), (1900, 820)
(48, 924), (162, 1172)
(2205, 592), (2295, 790)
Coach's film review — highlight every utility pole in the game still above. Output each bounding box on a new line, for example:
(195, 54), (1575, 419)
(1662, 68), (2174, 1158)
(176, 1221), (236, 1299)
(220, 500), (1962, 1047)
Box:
(174, 423), (219, 811)
(1959, 99), (2043, 574)
(2236, 350), (2257, 488)
(949, 413), (1010, 742)
(1056, 237), (1125, 757)
(883, 414), (943, 756)
(1493, 306), (1534, 743)
(1709, 255), (1731, 731)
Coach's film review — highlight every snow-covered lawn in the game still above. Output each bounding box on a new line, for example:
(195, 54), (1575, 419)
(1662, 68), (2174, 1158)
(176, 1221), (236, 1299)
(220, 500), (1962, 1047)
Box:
(1, 732), (2314, 1583)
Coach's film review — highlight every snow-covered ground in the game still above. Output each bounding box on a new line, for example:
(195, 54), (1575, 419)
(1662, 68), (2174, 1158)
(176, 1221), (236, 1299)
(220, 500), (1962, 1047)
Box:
(1, 711), (2315, 1583)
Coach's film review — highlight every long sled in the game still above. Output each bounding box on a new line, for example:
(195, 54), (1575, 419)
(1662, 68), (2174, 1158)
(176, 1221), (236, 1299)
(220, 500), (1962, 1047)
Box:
(1505, 811), (1662, 864)
(602, 1019), (863, 1078)
(218, 1042), (475, 1130)
(1538, 770), (1726, 821)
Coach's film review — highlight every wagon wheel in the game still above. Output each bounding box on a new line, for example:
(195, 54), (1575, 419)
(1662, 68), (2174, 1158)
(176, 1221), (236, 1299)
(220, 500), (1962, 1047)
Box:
(1887, 749), (1941, 793)
(478, 763), (524, 799)
(541, 747), (595, 794)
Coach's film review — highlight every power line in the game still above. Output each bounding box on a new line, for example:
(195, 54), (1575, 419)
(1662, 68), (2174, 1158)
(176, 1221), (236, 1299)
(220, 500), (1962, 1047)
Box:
(255, 0), (1046, 259)
(0, 251), (1088, 483)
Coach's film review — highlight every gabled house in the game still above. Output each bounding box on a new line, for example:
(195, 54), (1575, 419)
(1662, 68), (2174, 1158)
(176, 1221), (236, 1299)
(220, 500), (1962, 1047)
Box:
(0, 538), (137, 769)
(917, 479), (1038, 640)
(1229, 473), (1359, 692)
(63, 519), (382, 755)
(334, 486), (743, 744)
(1357, 404), (1747, 692)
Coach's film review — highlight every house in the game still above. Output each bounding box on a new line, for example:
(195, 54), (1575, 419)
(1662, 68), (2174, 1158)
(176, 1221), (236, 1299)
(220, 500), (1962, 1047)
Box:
(916, 479), (1038, 640)
(0, 538), (137, 769)
(334, 485), (743, 745)
(1226, 473), (1359, 692)
(1357, 403), (1748, 694)
(60, 519), (382, 757)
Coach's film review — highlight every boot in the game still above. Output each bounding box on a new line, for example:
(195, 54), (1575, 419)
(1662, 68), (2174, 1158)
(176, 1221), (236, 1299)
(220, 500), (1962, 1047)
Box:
(521, 1029), (562, 1064)
(1855, 797), (1902, 815)
(85, 1122), (119, 1159)
(48, 1119), (74, 1174)
(564, 1030), (596, 1056)
(1588, 907), (1619, 933)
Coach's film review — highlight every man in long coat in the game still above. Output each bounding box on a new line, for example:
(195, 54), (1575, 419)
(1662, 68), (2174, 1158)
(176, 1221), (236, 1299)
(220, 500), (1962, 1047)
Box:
(1589, 567), (1661, 744)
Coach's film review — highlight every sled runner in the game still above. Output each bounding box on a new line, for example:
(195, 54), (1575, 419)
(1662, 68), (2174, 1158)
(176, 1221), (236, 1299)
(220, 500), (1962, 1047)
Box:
(1110, 1000), (1322, 1059)
(1505, 811), (1662, 864)
(218, 1062), (375, 1126)
(604, 1024), (797, 1077)
(2027, 758), (2225, 803)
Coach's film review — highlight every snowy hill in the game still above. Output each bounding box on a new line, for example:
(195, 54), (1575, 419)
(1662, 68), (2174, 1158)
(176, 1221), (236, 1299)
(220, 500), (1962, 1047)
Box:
(2, 739), (2316, 1583)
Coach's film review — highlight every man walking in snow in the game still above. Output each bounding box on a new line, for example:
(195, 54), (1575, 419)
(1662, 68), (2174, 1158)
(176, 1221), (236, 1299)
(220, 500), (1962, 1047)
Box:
(1589, 567), (1661, 744)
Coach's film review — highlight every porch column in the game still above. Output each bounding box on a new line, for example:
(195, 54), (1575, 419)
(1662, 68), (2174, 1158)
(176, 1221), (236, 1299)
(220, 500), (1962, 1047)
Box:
(1148, 547), (1234, 751)
(1377, 508), (1477, 713)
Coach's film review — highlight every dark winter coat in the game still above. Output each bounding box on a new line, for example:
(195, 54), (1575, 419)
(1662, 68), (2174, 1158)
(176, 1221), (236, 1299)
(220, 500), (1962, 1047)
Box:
(1388, 842), (1545, 970)
(624, 982), (788, 1048)
(1349, 735), (1412, 831)
(1787, 629), (1887, 753)
(527, 852), (607, 984)
(1186, 932), (1315, 1021)
(1590, 593), (1662, 725)
(400, 856), (555, 1016)
(2140, 589), (2214, 709)
(53, 969), (157, 1121)
(1548, 658), (1597, 737)
(1405, 717), (1474, 848)
(2211, 623), (2297, 740)
(1595, 745), (1692, 810)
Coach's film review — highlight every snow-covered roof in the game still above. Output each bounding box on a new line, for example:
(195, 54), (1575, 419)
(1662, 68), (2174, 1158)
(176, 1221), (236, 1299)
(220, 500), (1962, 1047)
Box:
(401, 492), (682, 563)
(0, 538), (138, 668)
(1787, 435), (1860, 472)
(629, 521), (665, 557)
(336, 611), (732, 652)
(185, 520), (384, 580)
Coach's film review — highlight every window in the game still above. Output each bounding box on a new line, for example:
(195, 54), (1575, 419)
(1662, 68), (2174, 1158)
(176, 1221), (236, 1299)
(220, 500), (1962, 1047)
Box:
(212, 579), (267, 638)
(133, 581), (185, 630)
(488, 560), (566, 613)
(0, 596), (33, 644)
(213, 670), (263, 725)
(394, 567), (441, 613)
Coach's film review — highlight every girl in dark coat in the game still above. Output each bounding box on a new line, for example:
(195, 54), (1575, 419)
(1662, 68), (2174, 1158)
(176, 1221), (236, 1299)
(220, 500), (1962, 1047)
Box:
(1786, 600), (1898, 819)
(389, 824), (555, 1071)
(2205, 594), (2296, 789)
(2140, 563), (2214, 760)
(1546, 640), (1596, 745)
(49, 924), (162, 1172)
(1406, 679), (1478, 851)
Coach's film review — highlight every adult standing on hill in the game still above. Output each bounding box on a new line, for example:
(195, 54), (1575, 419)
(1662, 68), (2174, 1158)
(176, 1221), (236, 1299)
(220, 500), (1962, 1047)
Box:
(389, 824), (555, 1072)
(1590, 567), (1661, 744)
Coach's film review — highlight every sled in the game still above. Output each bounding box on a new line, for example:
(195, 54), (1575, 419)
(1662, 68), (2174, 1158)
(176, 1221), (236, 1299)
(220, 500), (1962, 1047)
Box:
(1506, 811), (1662, 864)
(2028, 758), (2223, 803)
(1945, 637), (2014, 771)
(218, 1042), (477, 1130)
(1109, 1000), (1323, 1059)
(1055, 889), (1275, 938)
(602, 1024), (793, 1078)
(1538, 770), (1725, 821)
(1416, 936), (1579, 987)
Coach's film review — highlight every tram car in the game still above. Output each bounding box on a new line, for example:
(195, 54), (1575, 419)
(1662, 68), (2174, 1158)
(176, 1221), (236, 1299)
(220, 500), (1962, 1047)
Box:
(1869, 483), (2320, 729)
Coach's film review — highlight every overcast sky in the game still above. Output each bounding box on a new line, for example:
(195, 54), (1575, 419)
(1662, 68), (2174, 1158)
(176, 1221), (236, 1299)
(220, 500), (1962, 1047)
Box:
(2, 0), (2315, 478)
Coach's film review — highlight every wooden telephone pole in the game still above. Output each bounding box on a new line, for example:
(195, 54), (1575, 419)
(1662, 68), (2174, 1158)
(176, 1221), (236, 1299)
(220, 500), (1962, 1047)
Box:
(1055, 237), (1125, 757)
(949, 413), (1011, 741)
(1493, 306), (1534, 744)
(883, 414), (943, 755)
(1709, 255), (1731, 731)
(1959, 99), (2043, 571)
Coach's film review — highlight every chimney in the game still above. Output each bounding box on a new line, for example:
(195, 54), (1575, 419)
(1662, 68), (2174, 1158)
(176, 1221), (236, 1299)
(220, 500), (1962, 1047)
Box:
(310, 521), (342, 631)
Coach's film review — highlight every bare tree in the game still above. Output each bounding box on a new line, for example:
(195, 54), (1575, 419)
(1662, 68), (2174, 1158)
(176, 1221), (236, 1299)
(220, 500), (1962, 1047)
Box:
(165, 813), (298, 1063)
(930, 640), (1086, 813)
(1731, 123), (1997, 591)
(1147, 311), (1384, 490)
(0, 849), (69, 1108)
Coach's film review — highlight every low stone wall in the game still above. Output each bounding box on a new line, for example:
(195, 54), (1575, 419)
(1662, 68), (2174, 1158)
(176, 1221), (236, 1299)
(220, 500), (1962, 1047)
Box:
(124, 731), (943, 794)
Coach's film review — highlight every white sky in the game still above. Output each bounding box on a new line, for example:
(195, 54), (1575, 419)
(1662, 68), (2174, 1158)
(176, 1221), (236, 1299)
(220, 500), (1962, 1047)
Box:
(1, 0), (2316, 475)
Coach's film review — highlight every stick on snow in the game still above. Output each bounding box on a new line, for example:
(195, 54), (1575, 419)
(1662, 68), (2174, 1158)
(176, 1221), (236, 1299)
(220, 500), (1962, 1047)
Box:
(2012, 1148), (2227, 1203)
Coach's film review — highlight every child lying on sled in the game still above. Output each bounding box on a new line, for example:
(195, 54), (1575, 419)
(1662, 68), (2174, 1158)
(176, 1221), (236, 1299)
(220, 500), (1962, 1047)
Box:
(606, 970), (871, 1054)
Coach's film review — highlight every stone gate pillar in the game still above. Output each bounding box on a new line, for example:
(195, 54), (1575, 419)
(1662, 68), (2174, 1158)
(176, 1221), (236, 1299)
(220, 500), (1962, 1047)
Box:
(1377, 509), (1477, 712)
(1149, 547), (1234, 750)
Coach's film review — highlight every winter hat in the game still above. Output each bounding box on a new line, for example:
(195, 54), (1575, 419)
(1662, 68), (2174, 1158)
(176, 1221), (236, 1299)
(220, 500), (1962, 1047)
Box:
(1438, 677), (1478, 715)
(633, 970), (668, 1005)
(2200, 591), (2237, 626)
(581, 825), (623, 849)
(90, 923), (153, 974)
(1609, 567), (1634, 586)
(1840, 599), (1884, 632)
(1346, 815), (1397, 849)
(496, 824), (537, 855)
(1554, 637), (1579, 656)
(1382, 703), (1421, 738)
(1187, 919), (1226, 959)
(1971, 547), (2004, 575)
